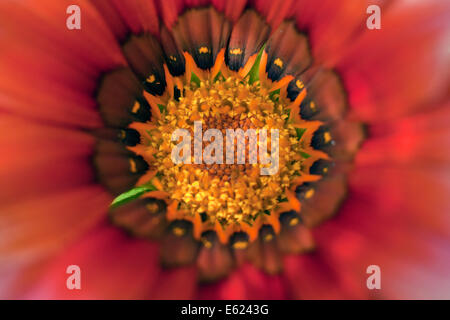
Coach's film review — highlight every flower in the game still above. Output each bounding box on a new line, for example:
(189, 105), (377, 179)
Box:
(0, 0), (449, 299)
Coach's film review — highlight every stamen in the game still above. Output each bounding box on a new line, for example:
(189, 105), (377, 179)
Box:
(145, 75), (305, 228)
(118, 50), (334, 244)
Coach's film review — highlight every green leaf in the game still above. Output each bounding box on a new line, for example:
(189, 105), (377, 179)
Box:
(269, 89), (280, 102)
(299, 151), (311, 159)
(213, 71), (224, 83)
(248, 45), (266, 84)
(110, 184), (157, 209)
(158, 104), (167, 114)
(191, 72), (201, 87)
(295, 128), (306, 140)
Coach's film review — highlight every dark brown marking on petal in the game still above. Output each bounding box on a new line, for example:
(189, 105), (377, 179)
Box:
(229, 231), (249, 250)
(246, 225), (283, 274)
(298, 174), (348, 227)
(160, 220), (200, 267)
(325, 120), (367, 162)
(197, 230), (234, 283)
(304, 70), (348, 122)
(160, 26), (186, 76)
(299, 98), (320, 120)
(265, 21), (312, 81)
(225, 9), (270, 71)
(122, 34), (166, 95)
(278, 212), (315, 254)
(309, 159), (334, 176)
(171, 7), (231, 70)
(295, 183), (316, 201)
(94, 140), (149, 195)
(311, 125), (335, 151)
(92, 127), (141, 147)
(109, 198), (168, 239)
(97, 68), (148, 128)
(279, 210), (302, 227)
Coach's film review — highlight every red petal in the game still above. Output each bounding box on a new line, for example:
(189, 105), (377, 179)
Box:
(0, 115), (96, 205)
(158, 0), (246, 28)
(338, 2), (450, 121)
(252, 0), (376, 58)
(283, 253), (368, 299)
(198, 264), (287, 299)
(91, 0), (159, 39)
(0, 187), (111, 297)
(149, 266), (197, 299)
(0, 0), (126, 127)
(290, 0), (390, 64)
(250, 0), (296, 31)
(357, 102), (450, 167)
(307, 163), (450, 298)
(23, 225), (160, 299)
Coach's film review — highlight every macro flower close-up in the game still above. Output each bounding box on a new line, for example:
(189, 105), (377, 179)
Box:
(0, 0), (449, 300)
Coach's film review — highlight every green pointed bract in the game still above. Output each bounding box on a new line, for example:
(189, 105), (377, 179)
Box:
(110, 183), (157, 209)
(248, 45), (265, 84)
(191, 72), (201, 87)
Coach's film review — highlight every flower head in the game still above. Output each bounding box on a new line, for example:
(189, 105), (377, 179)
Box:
(0, 0), (449, 299)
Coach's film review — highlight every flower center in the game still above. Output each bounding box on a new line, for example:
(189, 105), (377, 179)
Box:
(107, 43), (340, 246)
(145, 75), (305, 227)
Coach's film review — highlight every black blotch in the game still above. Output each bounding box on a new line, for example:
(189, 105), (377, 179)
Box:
(311, 126), (335, 150)
(310, 159), (333, 176)
(201, 230), (217, 246)
(168, 219), (193, 236)
(174, 86), (181, 102)
(299, 98), (319, 120)
(295, 183), (313, 200)
(279, 211), (302, 227)
(194, 46), (214, 70)
(229, 231), (249, 248)
(166, 54), (186, 77)
(143, 73), (166, 96)
(119, 128), (140, 147)
(130, 155), (149, 174)
(287, 79), (302, 101)
(143, 198), (167, 214)
(131, 96), (152, 122)
(259, 224), (275, 240)
(266, 53), (285, 82)
(225, 48), (244, 71)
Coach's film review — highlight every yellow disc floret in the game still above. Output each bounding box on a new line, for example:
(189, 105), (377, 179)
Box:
(146, 75), (304, 227)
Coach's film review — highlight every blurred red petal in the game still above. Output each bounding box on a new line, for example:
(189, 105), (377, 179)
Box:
(357, 101), (450, 167)
(283, 253), (368, 299)
(250, 0), (296, 31)
(252, 0), (370, 59)
(0, 187), (111, 297)
(157, 0), (246, 29)
(149, 266), (197, 299)
(338, 1), (450, 122)
(198, 264), (287, 299)
(0, 0), (127, 127)
(94, 0), (159, 37)
(0, 115), (96, 205)
(308, 163), (450, 298)
(23, 225), (160, 299)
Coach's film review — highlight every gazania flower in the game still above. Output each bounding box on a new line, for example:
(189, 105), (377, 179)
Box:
(1, 0), (449, 299)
